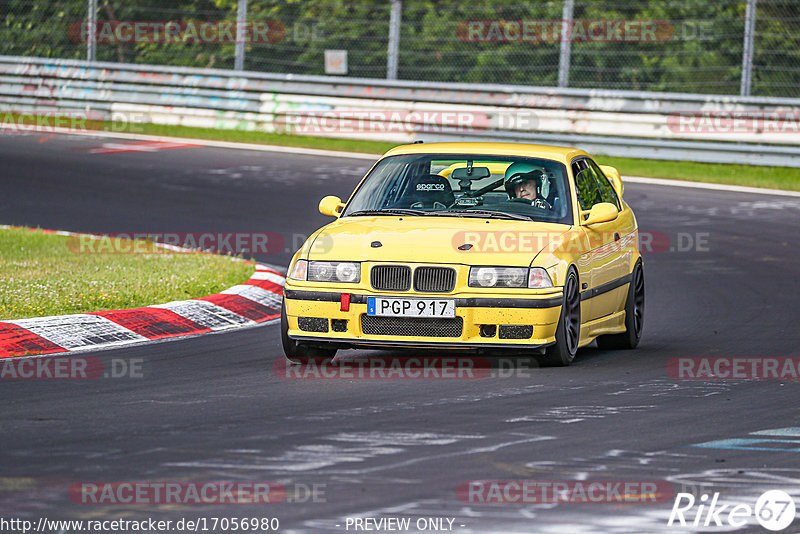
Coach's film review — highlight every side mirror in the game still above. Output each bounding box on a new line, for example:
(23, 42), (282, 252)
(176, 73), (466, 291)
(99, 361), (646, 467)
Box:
(319, 195), (345, 217)
(582, 202), (619, 226)
(599, 165), (623, 198)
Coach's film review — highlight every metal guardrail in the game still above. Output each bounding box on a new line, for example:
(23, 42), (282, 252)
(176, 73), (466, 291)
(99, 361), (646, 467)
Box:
(2, 55), (800, 167)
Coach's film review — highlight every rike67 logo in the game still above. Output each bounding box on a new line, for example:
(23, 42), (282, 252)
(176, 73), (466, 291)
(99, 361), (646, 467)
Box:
(668, 490), (796, 531)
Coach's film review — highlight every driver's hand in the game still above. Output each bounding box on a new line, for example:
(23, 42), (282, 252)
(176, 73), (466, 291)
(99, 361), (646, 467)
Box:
(531, 198), (552, 210)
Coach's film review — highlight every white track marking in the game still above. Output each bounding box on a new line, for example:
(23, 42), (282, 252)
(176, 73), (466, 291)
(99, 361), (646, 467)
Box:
(505, 405), (655, 424)
(325, 432), (483, 447)
(4, 126), (800, 195)
(7, 314), (147, 350)
(0, 225), (283, 355)
(751, 427), (800, 437)
(249, 271), (286, 284)
(221, 284), (283, 309)
(625, 175), (800, 197)
(150, 300), (253, 330)
(0, 126), (377, 160)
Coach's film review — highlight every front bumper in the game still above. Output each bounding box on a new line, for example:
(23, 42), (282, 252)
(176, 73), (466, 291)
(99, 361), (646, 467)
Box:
(283, 286), (562, 351)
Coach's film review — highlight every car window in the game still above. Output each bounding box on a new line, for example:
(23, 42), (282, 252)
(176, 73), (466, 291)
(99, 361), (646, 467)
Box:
(588, 159), (621, 210)
(343, 154), (574, 225)
(349, 157), (413, 210)
(571, 160), (602, 212)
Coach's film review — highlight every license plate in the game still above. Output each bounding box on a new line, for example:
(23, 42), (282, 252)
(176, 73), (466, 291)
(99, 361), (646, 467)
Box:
(367, 297), (455, 318)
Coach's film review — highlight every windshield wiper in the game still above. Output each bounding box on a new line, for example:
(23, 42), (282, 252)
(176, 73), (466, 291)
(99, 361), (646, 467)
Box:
(430, 209), (532, 221)
(347, 208), (428, 217)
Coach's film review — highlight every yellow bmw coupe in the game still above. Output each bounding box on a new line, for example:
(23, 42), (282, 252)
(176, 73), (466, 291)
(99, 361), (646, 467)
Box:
(281, 142), (644, 366)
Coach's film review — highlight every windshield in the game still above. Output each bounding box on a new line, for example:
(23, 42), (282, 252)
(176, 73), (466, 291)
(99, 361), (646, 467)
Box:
(342, 154), (573, 225)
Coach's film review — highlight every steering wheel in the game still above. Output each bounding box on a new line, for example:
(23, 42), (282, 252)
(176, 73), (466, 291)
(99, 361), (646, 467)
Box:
(509, 197), (553, 210)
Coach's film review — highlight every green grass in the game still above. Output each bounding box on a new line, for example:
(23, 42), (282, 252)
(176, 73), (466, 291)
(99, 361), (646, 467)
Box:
(0, 228), (255, 320)
(134, 122), (397, 155)
(596, 156), (800, 192)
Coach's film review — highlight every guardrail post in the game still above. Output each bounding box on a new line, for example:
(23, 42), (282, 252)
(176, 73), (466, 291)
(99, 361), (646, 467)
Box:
(740, 0), (757, 96)
(87, 0), (97, 62)
(387, 0), (402, 80)
(558, 0), (574, 88)
(235, 0), (248, 71)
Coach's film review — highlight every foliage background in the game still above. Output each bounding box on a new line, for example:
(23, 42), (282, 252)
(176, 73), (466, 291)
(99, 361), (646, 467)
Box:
(1, 0), (798, 97)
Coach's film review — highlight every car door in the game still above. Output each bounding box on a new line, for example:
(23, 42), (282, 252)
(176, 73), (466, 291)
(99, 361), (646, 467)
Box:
(586, 158), (635, 319)
(571, 158), (627, 322)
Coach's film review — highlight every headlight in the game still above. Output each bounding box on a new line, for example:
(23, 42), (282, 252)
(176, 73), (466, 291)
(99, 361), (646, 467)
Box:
(288, 259), (308, 281)
(469, 267), (527, 288)
(468, 267), (553, 288)
(307, 261), (361, 283)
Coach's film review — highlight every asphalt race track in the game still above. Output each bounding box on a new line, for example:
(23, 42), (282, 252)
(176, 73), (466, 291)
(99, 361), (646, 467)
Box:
(2, 132), (799, 533)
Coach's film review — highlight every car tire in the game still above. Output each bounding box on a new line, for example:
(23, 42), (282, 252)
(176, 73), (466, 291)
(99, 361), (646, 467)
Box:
(281, 298), (337, 364)
(539, 267), (581, 367)
(596, 260), (644, 350)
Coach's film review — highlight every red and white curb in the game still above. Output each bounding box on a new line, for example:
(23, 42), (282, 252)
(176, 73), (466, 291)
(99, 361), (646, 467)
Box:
(0, 227), (285, 358)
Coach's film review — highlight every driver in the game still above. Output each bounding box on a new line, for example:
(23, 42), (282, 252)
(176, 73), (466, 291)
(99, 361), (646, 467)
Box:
(504, 162), (552, 210)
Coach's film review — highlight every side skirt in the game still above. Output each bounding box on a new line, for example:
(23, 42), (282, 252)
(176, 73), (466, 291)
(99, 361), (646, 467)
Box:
(578, 310), (626, 347)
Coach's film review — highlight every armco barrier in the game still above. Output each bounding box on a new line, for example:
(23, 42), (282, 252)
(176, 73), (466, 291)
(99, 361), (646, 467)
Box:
(1, 55), (800, 166)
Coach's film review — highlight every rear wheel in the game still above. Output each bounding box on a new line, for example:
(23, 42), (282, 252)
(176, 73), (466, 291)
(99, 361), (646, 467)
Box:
(596, 260), (644, 350)
(281, 299), (337, 364)
(538, 268), (580, 367)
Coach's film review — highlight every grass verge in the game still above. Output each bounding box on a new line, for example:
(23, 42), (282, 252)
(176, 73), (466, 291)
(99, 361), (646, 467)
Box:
(136, 122), (397, 155)
(596, 155), (800, 191)
(0, 228), (255, 320)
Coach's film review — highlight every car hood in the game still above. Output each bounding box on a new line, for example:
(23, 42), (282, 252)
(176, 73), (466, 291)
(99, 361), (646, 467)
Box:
(307, 216), (571, 266)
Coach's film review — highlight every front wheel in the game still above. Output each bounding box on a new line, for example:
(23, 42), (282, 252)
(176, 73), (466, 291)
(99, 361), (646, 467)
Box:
(596, 260), (644, 350)
(538, 268), (581, 367)
(281, 299), (337, 364)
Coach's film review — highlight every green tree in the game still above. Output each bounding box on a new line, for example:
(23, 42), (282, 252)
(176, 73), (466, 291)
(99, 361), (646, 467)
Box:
(1, 0), (798, 97)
